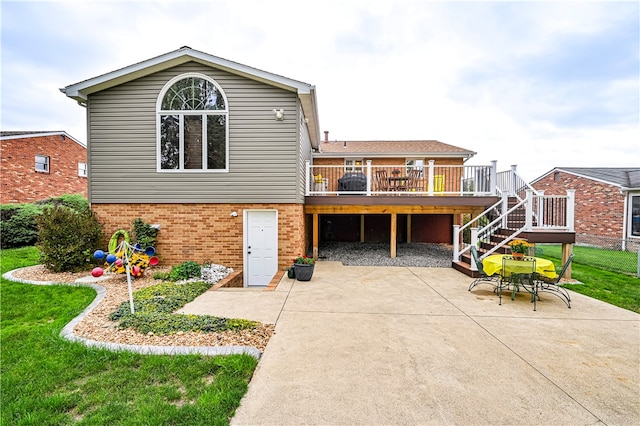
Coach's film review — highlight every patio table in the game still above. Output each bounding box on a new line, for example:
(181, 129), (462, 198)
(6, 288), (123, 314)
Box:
(482, 254), (557, 280)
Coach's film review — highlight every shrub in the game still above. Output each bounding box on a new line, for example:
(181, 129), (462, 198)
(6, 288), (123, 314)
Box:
(0, 195), (90, 249)
(132, 217), (158, 249)
(169, 261), (202, 281)
(36, 206), (104, 272)
(0, 204), (42, 248)
(35, 194), (89, 212)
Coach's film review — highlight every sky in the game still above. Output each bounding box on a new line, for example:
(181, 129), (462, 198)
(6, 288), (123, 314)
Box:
(1, 0), (638, 182)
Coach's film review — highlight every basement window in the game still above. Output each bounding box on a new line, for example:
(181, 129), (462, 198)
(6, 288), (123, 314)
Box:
(35, 155), (49, 173)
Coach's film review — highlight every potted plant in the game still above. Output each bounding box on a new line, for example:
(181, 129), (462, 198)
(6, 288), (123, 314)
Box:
(293, 254), (315, 281)
(508, 239), (532, 260)
(391, 169), (401, 177)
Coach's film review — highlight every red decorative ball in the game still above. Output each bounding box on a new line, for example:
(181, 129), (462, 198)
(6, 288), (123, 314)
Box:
(91, 267), (104, 278)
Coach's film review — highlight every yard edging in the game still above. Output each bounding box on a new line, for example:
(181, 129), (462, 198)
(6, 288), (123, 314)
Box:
(2, 268), (261, 359)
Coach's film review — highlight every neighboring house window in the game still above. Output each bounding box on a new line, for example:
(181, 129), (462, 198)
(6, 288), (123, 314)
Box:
(157, 73), (228, 171)
(345, 159), (363, 172)
(35, 155), (49, 173)
(406, 159), (424, 177)
(631, 195), (640, 237)
(78, 162), (87, 177)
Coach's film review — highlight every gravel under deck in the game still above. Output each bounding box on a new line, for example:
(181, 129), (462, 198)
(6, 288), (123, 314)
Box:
(317, 242), (453, 267)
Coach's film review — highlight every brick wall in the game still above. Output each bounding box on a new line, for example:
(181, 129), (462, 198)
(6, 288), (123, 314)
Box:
(533, 171), (625, 238)
(1, 134), (87, 204)
(92, 203), (306, 269)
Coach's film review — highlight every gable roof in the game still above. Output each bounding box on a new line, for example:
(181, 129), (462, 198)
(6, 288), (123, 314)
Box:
(315, 140), (476, 159)
(60, 46), (320, 148)
(0, 131), (86, 148)
(533, 167), (640, 190)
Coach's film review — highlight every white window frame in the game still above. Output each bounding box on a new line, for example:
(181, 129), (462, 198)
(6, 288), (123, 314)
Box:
(35, 155), (49, 173)
(406, 158), (424, 177)
(156, 73), (229, 173)
(78, 162), (87, 177)
(629, 193), (640, 238)
(345, 158), (363, 172)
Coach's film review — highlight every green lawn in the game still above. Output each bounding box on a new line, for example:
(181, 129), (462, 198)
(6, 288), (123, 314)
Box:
(1, 247), (257, 426)
(536, 244), (640, 314)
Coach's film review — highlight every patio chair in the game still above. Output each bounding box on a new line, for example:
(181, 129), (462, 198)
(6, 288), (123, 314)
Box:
(467, 246), (500, 291)
(534, 254), (573, 308)
(406, 169), (422, 192)
(499, 255), (538, 310)
(374, 169), (390, 192)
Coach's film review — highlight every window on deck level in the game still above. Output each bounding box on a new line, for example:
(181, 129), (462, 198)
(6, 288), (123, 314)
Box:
(406, 159), (424, 177)
(345, 159), (363, 172)
(157, 74), (228, 171)
(78, 162), (87, 177)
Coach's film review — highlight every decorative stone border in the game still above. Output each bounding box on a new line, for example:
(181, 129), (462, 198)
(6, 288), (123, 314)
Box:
(2, 268), (262, 359)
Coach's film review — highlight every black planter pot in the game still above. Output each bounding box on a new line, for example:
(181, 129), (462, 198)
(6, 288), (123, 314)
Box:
(293, 263), (315, 281)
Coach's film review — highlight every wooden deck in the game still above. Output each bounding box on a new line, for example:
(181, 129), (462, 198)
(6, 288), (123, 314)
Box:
(304, 195), (500, 259)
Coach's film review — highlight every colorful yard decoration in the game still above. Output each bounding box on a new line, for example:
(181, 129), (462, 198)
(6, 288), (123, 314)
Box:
(93, 230), (160, 313)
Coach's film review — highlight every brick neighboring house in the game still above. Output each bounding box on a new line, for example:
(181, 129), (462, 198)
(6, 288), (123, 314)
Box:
(531, 167), (640, 248)
(1, 131), (88, 204)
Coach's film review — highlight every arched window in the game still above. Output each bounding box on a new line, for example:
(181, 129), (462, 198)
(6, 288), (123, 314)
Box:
(157, 73), (228, 171)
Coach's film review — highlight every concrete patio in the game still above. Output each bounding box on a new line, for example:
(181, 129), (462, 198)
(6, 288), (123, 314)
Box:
(181, 261), (640, 425)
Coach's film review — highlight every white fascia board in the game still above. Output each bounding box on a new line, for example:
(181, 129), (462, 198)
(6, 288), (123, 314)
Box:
(61, 47), (313, 101)
(312, 152), (475, 159)
(0, 131), (85, 147)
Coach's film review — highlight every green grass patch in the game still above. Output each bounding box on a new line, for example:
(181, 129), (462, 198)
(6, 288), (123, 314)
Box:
(109, 281), (260, 335)
(1, 247), (258, 425)
(537, 244), (638, 275)
(536, 245), (640, 314)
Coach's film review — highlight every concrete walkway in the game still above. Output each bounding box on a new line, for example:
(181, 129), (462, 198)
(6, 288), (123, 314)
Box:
(182, 261), (640, 425)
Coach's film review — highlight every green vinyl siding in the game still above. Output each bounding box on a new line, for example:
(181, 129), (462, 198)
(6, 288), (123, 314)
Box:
(87, 62), (303, 203)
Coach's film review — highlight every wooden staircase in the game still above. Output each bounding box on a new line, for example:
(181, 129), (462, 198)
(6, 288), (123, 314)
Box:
(453, 228), (514, 277)
(453, 196), (575, 277)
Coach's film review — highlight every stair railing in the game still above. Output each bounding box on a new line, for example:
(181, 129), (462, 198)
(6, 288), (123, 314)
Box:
(453, 193), (530, 271)
(452, 196), (504, 263)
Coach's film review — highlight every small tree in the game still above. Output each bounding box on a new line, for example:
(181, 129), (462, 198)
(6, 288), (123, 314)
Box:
(36, 206), (104, 272)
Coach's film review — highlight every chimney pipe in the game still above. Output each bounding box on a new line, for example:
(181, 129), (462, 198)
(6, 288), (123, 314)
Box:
(324, 131), (329, 142)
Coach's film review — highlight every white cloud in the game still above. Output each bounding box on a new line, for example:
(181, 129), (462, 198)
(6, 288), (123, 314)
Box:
(1, 0), (638, 183)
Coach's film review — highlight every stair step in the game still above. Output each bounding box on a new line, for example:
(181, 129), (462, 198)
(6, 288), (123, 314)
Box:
(452, 261), (482, 278)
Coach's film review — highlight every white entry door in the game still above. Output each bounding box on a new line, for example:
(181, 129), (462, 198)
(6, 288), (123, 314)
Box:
(244, 210), (278, 287)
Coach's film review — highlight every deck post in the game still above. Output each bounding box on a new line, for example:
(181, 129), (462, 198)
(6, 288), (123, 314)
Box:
(510, 165), (517, 196)
(501, 193), (509, 228)
(566, 189), (575, 232)
(452, 224), (460, 262)
(525, 190), (534, 231)
(366, 160), (372, 196)
(407, 214), (412, 243)
(312, 213), (319, 260)
(305, 160), (311, 196)
(390, 213), (397, 258)
(490, 160), (497, 195)
(470, 227), (479, 271)
(427, 160), (435, 195)
(360, 215), (365, 243)
(561, 243), (573, 279)
(537, 190), (545, 228)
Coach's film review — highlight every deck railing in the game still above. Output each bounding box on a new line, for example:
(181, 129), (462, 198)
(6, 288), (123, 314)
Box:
(453, 189), (575, 269)
(306, 160), (498, 196)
